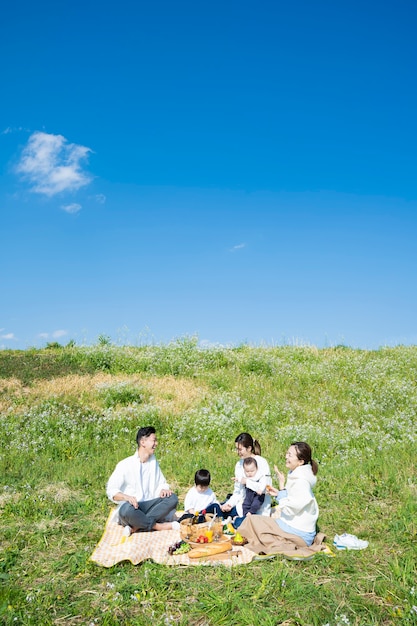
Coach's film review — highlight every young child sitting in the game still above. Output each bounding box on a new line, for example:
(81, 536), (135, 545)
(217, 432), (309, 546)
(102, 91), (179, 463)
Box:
(233, 457), (266, 528)
(177, 469), (218, 522)
(242, 457), (266, 514)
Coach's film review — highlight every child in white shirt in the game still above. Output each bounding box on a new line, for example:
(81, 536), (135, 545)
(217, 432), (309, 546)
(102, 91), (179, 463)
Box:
(178, 469), (218, 522)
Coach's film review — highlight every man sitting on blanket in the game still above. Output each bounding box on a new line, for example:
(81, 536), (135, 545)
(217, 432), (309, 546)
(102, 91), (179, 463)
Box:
(106, 426), (179, 536)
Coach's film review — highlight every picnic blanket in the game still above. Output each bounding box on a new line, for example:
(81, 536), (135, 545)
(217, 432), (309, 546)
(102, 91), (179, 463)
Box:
(90, 511), (255, 568)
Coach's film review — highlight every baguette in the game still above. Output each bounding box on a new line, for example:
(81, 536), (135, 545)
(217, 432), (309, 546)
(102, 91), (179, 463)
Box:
(188, 541), (233, 559)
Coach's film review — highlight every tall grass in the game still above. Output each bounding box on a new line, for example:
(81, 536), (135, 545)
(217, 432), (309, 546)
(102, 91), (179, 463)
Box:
(0, 343), (416, 625)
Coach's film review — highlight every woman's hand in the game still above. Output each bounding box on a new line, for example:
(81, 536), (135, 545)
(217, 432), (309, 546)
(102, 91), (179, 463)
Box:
(266, 486), (279, 497)
(220, 503), (232, 513)
(274, 465), (285, 490)
(160, 489), (173, 498)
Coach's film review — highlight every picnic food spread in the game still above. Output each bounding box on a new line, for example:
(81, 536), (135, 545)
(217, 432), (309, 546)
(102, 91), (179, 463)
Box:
(173, 517), (237, 558)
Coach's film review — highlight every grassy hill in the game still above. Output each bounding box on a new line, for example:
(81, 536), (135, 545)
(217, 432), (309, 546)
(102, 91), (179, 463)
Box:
(1, 341), (416, 625)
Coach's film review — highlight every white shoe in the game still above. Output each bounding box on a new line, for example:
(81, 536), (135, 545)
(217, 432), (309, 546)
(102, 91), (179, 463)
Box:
(121, 526), (132, 542)
(171, 521), (180, 531)
(333, 533), (368, 550)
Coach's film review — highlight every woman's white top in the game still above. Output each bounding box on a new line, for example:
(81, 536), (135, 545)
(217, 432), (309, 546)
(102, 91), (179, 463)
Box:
(277, 464), (319, 533)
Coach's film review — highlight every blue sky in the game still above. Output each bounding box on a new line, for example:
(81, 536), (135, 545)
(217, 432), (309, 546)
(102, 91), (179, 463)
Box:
(1, 0), (416, 350)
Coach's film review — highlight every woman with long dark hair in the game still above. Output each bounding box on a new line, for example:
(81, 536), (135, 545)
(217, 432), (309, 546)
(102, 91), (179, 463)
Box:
(219, 432), (271, 519)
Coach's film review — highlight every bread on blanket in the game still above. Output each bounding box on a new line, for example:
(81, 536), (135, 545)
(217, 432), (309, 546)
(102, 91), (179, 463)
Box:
(188, 542), (232, 559)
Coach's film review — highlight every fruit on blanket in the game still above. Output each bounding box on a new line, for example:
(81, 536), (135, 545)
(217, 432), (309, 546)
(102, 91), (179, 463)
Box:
(233, 532), (244, 544)
(196, 535), (208, 543)
(174, 542), (191, 555)
(168, 540), (191, 555)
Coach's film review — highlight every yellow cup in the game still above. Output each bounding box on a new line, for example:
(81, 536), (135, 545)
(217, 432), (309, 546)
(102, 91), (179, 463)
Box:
(205, 529), (214, 543)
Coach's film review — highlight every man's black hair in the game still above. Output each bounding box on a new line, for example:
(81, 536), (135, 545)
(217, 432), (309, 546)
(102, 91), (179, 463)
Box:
(136, 426), (156, 445)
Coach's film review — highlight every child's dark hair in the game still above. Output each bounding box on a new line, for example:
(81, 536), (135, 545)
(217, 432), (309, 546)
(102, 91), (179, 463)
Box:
(195, 469), (211, 487)
(243, 457), (258, 470)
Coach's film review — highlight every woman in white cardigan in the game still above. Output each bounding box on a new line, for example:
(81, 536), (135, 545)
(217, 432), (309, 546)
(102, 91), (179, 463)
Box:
(239, 442), (320, 552)
(270, 441), (319, 545)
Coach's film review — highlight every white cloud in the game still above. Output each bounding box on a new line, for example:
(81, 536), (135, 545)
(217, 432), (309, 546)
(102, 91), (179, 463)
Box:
(199, 339), (225, 349)
(94, 193), (106, 204)
(15, 131), (93, 196)
(52, 330), (68, 338)
(230, 243), (246, 251)
(2, 126), (25, 135)
(38, 330), (67, 341)
(61, 203), (82, 214)
(1, 333), (15, 340)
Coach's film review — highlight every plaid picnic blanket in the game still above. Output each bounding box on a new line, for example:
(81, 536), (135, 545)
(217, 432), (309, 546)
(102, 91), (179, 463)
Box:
(90, 511), (256, 568)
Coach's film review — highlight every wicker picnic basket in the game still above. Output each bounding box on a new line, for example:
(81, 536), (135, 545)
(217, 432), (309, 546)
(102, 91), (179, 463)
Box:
(179, 514), (223, 542)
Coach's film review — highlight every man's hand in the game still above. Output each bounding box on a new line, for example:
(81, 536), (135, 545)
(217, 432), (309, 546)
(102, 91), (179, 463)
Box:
(220, 503), (232, 513)
(113, 492), (139, 508)
(160, 489), (173, 498)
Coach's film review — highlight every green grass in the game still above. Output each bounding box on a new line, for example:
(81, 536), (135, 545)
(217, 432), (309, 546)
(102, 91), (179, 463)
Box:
(1, 342), (416, 625)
